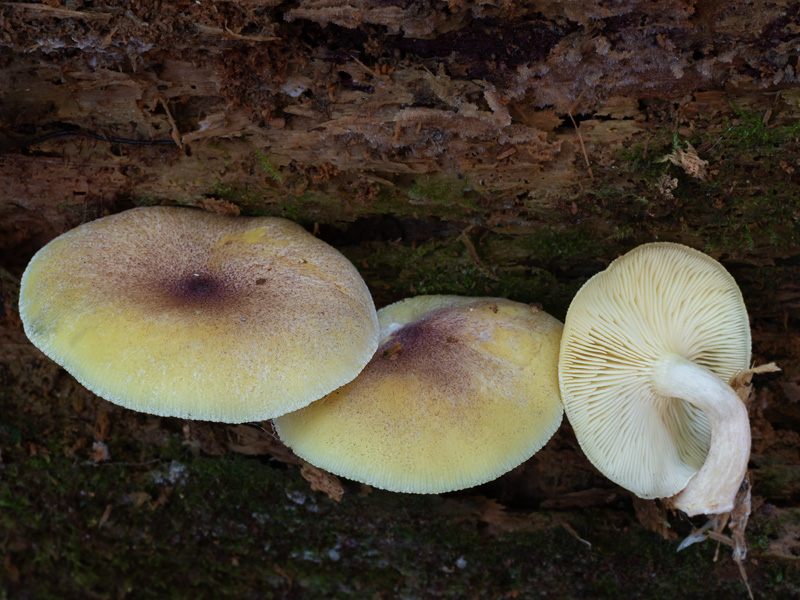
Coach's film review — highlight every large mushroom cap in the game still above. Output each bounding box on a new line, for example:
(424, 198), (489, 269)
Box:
(559, 242), (751, 499)
(20, 206), (379, 422)
(274, 295), (564, 494)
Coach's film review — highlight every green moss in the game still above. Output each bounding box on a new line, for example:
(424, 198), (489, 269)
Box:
(1, 394), (797, 600)
(753, 459), (800, 501)
(131, 195), (163, 207)
(206, 141), (232, 167)
(343, 223), (605, 318)
(515, 225), (601, 260)
(210, 179), (260, 207)
(252, 147), (285, 184)
(693, 192), (800, 252)
(407, 174), (477, 210)
(719, 105), (800, 156)
(0, 422), (21, 446)
(353, 239), (490, 300)
(616, 138), (673, 179)
(598, 104), (800, 256)
(363, 174), (479, 220)
(55, 203), (85, 217)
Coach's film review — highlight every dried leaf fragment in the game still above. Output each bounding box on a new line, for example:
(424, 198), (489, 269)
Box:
(3, 555), (20, 583)
(730, 362), (781, 403)
(127, 492), (152, 508)
(195, 198), (241, 216)
(91, 441), (111, 462)
(97, 503), (113, 528)
(632, 497), (675, 540)
(227, 424), (300, 465)
(658, 142), (709, 180)
(300, 461), (344, 502)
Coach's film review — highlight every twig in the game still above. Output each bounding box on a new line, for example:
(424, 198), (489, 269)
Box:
(707, 531), (734, 547)
(6, 2), (113, 21)
(559, 519), (592, 548)
(159, 97), (183, 149)
(193, 24), (279, 43)
(457, 229), (499, 281)
(568, 110), (594, 179)
(677, 478), (755, 600)
(97, 504), (113, 528)
(353, 58), (381, 79)
(13, 130), (177, 149)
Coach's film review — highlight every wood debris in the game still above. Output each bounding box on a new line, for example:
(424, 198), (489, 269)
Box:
(300, 462), (344, 503)
(657, 142), (709, 180)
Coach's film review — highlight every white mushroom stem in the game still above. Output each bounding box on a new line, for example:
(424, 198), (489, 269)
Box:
(652, 354), (751, 517)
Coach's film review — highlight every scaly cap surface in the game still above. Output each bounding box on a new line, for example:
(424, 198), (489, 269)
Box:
(275, 295), (564, 493)
(20, 206), (379, 422)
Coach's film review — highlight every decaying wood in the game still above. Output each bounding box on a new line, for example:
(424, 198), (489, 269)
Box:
(2, 1), (800, 241)
(1, 2), (799, 598)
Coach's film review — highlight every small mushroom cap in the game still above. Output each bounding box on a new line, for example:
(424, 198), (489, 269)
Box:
(20, 206), (379, 422)
(558, 242), (751, 498)
(274, 295), (564, 494)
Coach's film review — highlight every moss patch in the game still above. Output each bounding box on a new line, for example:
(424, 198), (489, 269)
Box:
(1, 417), (788, 600)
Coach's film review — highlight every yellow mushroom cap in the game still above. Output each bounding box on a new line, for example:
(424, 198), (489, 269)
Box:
(558, 242), (751, 499)
(274, 295), (564, 494)
(19, 206), (379, 422)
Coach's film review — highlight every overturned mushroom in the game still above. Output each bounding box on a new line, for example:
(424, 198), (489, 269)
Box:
(274, 295), (564, 494)
(19, 206), (379, 423)
(558, 242), (752, 516)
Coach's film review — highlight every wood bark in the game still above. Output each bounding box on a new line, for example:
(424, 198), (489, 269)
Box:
(1, 2), (799, 598)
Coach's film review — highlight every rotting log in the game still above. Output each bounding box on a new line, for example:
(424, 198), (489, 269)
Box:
(1, 2), (799, 598)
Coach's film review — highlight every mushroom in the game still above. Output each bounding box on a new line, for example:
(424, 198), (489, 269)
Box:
(19, 206), (379, 423)
(558, 242), (751, 516)
(274, 295), (564, 493)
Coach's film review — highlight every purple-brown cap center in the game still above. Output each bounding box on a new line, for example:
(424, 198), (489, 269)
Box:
(172, 273), (223, 303)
